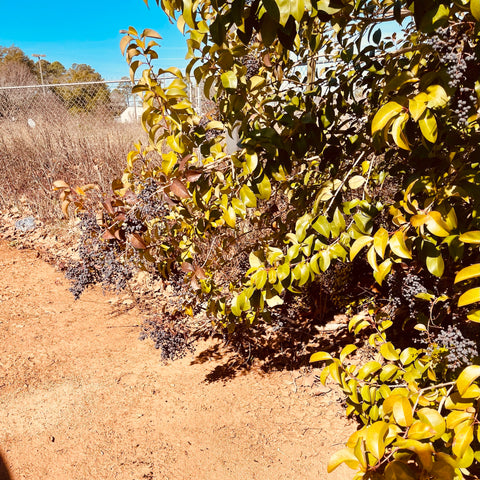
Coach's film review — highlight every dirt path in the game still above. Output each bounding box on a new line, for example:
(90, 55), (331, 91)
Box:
(0, 240), (354, 480)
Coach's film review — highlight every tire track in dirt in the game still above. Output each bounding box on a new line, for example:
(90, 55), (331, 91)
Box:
(0, 240), (354, 480)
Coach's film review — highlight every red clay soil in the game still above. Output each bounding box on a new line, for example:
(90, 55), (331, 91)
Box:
(0, 240), (355, 480)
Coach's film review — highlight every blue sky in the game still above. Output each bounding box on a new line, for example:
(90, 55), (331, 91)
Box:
(0, 0), (189, 80)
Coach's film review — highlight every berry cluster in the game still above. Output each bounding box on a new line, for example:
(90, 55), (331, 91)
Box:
(424, 26), (478, 126)
(139, 315), (193, 360)
(430, 325), (479, 373)
(198, 115), (223, 142)
(66, 212), (132, 299)
(240, 54), (261, 80)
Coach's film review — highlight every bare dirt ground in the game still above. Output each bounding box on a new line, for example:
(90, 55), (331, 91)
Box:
(0, 239), (355, 480)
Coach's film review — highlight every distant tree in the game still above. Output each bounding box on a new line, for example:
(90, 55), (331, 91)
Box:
(0, 45), (35, 73)
(41, 60), (66, 84)
(54, 63), (111, 113)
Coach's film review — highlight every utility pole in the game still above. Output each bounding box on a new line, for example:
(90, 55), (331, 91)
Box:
(32, 54), (46, 96)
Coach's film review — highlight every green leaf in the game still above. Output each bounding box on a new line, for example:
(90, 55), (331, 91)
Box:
(458, 287), (480, 307)
(455, 264), (480, 283)
(371, 101), (404, 134)
(459, 231), (480, 244)
(350, 235), (373, 261)
(456, 365), (480, 396)
(221, 71), (238, 89)
(418, 109), (438, 143)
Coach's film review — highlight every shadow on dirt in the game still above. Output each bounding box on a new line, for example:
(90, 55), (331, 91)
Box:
(191, 314), (355, 383)
(0, 451), (12, 480)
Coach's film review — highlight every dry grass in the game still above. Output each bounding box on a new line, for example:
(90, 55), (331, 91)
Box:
(0, 113), (145, 221)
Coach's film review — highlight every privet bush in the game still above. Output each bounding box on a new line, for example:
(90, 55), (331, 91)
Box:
(56, 0), (480, 477)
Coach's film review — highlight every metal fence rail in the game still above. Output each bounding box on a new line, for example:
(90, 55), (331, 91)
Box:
(0, 78), (204, 123)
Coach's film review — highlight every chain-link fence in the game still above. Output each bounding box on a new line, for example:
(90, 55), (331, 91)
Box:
(0, 78), (204, 124)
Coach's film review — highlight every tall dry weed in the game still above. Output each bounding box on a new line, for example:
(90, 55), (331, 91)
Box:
(0, 113), (146, 221)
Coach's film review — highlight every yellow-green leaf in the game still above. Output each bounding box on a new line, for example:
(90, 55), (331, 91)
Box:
(256, 174), (272, 200)
(426, 254), (445, 278)
(426, 84), (449, 108)
(407, 421), (435, 440)
(373, 228), (389, 258)
(458, 287), (480, 307)
(372, 101), (404, 134)
(409, 94), (427, 122)
(310, 351), (333, 363)
(452, 423), (474, 459)
(221, 71), (238, 89)
(426, 211), (451, 237)
(459, 231), (480, 244)
(223, 205), (236, 228)
(456, 365), (480, 396)
(365, 421), (389, 460)
(455, 264), (480, 283)
(327, 448), (360, 473)
(357, 361), (382, 380)
(380, 342), (400, 361)
(390, 231), (412, 259)
(417, 408), (445, 439)
(239, 184), (257, 208)
(350, 235), (374, 261)
(471, 0), (480, 21)
(419, 109), (438, 143)
(392, 396), (413, 427)
(384, 461), (416, 480)
(391, 111), (411, 150)
(340, 344), (357, 363)
(349, 175), (367, 189)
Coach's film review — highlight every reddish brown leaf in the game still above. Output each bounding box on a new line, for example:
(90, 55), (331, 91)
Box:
(103, 199), (115, 215)
(185, 169), (203, 182)
(128, 233), (147, 249)
(263, 53), (272, 67)
(178, 154), (193, 172)
(170, 179), (191, 199)
(102, 229), (116, 240)
(181, 262), (195, 273)
(194, 266), (207, 279)
(114, 229), (126, 241)
(123, 191), (138, 205)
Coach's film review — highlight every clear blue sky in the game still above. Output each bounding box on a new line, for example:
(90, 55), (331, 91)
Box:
(0, 0), (188, 80)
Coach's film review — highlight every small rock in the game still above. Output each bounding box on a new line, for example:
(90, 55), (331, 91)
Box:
(15, 216), (36, 232)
